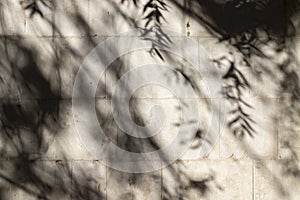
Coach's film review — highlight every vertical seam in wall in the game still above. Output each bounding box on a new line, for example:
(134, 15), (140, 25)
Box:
(252, 160), (255, 200)
(88, 0), (90, 34)
(105, 60), (107, 100)
(23, 1), (26, 33)
(71, 160), (73, 200)
(52, 0), (55, 38)
(131, 178), (134, 200)
(276, 100), (279, 159)
(218, 98), (221, 159)
(105, 165), (108, 200)
(161, 165), (163, 200)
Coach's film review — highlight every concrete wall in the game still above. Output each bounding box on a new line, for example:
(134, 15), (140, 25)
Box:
(0, 0), (300, 199)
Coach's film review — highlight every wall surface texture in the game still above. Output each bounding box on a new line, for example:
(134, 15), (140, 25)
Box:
(0, 0), (300, 199)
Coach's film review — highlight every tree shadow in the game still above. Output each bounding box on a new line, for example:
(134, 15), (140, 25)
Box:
(0, 0), (300, 199)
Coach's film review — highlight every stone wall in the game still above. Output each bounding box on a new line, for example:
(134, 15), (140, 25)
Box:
(0, 0), (300, 199)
